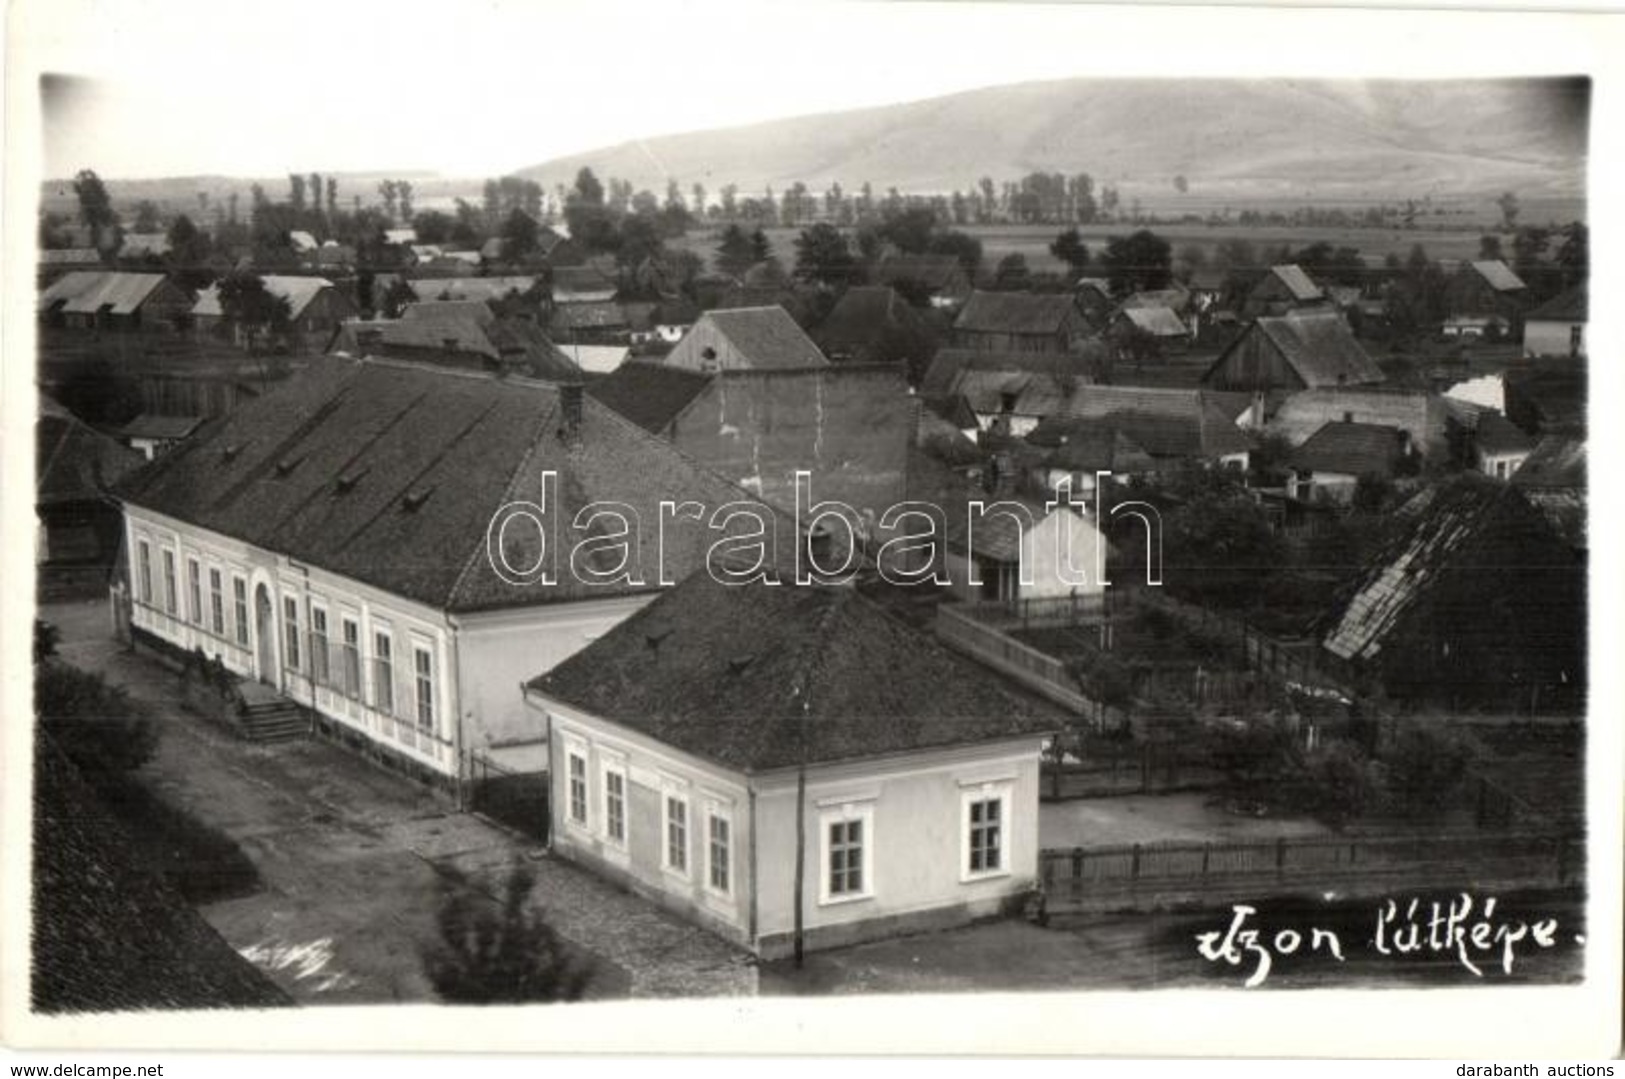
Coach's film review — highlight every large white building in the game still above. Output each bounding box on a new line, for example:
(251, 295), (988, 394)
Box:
(114, 357), (798, 784)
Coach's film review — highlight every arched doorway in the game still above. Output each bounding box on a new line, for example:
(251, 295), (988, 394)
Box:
(254, 583), (278, 687)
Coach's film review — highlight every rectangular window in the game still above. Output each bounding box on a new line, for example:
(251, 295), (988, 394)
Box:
(283, 596), (301, 670)
(961, 783), (1012, 881)
(707, 812), (731, 894)
(310, 607), (331, 685)
(604, 766), (626, 844)
(665, 795), (688, 874)
(968, 798), (1002, 874)
(187, 558), (202, 624)
(341, 617), (361, 698)
(828, 819), (865, 897)
(233, 577), (249, 646)
(162, 550), (177, 613)
(209, 568), (225, 635)
(137, 541), (153, 603)
(372, 631), (394, 714)
(567, 752), (588, 825)
(414, 646), (434, 731)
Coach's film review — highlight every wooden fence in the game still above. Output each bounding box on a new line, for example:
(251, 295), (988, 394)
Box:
(1038, 830), (1582, 914)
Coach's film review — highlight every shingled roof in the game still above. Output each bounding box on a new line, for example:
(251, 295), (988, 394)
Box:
(1115, 305), (1188, 338)
(954, 291), (1080, 336)
(587, 361), (715, 433)
(529, 573), (1065, 772)
(698, 306), (828, 368)
(114, 358), (800, 613)
(1469, 260), (1527, 292)
(1209, 309), (1385, 389)
(37, 396), (145, 506)
(1290, 422), (1408, 477)
(32, 742), (291, 1012)
(1263, 264), (1325, 302)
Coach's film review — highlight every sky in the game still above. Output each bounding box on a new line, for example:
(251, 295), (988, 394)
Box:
(19, 0), (1622, 181)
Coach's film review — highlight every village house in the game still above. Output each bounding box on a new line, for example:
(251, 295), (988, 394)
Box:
(920, 349), (1094, 437)
(1241, 264), (1327, 319)
(1511, 435), (1586, 553)
(112, 357), (802, 786)
(952, 291), (1094, 355)
(1107, 304), (1192, 355)
(1202, 308), (1385, 394)
(550, 264), (619, 305)
(661, 306), (828, 373)
(523, 570), (1063, 958)
(1285, 421), (1413, 503)
(813, 285), (932, 365)
(872, 254), (973, 309)
(1321, 476), (1584, 708)
(39, 271), (194, 332)
(192, 275), (357, 348)
(1471, 411), (1535, 480)
(408, 275), (544, 312)
(37, 395), (146, 596)
(942, 496), (1113, 607)
(38, 247), (103, 283)
(119, 414), (204, 461)
(1021, 419), (1157, 496)
(549, 301), (631, 344)
(1441, 259), (1527, 336)
(1522, 284), (1587, 359)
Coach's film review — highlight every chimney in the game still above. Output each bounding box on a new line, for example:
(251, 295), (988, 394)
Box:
(559, 382), (584, 447)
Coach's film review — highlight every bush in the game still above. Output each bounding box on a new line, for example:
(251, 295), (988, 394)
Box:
(1380, 722), (1472, 815)
(423, 860), (593, 1004)
(35, 661), (158, 781)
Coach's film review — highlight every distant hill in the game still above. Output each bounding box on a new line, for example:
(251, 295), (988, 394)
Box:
(516, 77), (1589, 202)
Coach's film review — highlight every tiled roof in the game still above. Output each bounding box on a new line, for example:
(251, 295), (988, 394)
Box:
(39, 272), (170, 316)
(37, 396), (145, 505)
(529, 573), (1065, 772)
(1525, 283), (1587, 322)
(587, 361), (714, 433)
(31, 743), (291, 1012)
(114, 358), (798, 613)
(704, 306), (828, 368)
(1470, 260), (1526, 292)
(1289, 421), (1407, 477)
(193, 275), (334, 320)
(954, 291), (1079, 335)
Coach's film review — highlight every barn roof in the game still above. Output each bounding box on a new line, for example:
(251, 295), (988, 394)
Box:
(1266, 387), (1445, 449)
(193, 275), (334, 320)
(529, 573), (1063, 772)
(1474, 411), (1534, 455)
(39, 247), (102, 266)
(1264, 264), (1325, 301)
(1115, 305), (1188, 338)
(1469, 260), (1527, 292)
(1046, 386), (1252, 459)
(550, 301), (629, 331)
(816, 286), (920, 350)
(39, 272), (171, 316)
(1024, 419), (1156, 473)
(1212, 308), (1385, 389)
(408, 276), (540, 304)
(920, 349), (1092, 400)
(702, 306), (829, 368)
(954, 291), (1080, 336)
(114, 358), (794, 613)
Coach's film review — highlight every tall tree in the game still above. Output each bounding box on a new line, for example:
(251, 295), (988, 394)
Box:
(289, 173), (307, 212)
(325, 177), (338, 215)
(165, 214), (213, 290)
(397, 181), (414, 222)
(216, 271), (292, 351)
(131, 200), (162, 233)
(715, 224), (756, 280)
(72, 169), (117, 236)
(793, 223), (857, 286)
(1496, 191), (1520, 231)
(1049, 228), (1090, 275)
(1102, 229), (1172, 295)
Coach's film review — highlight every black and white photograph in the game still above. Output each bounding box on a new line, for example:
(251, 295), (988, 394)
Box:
(2, 0), (1620, 1061)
